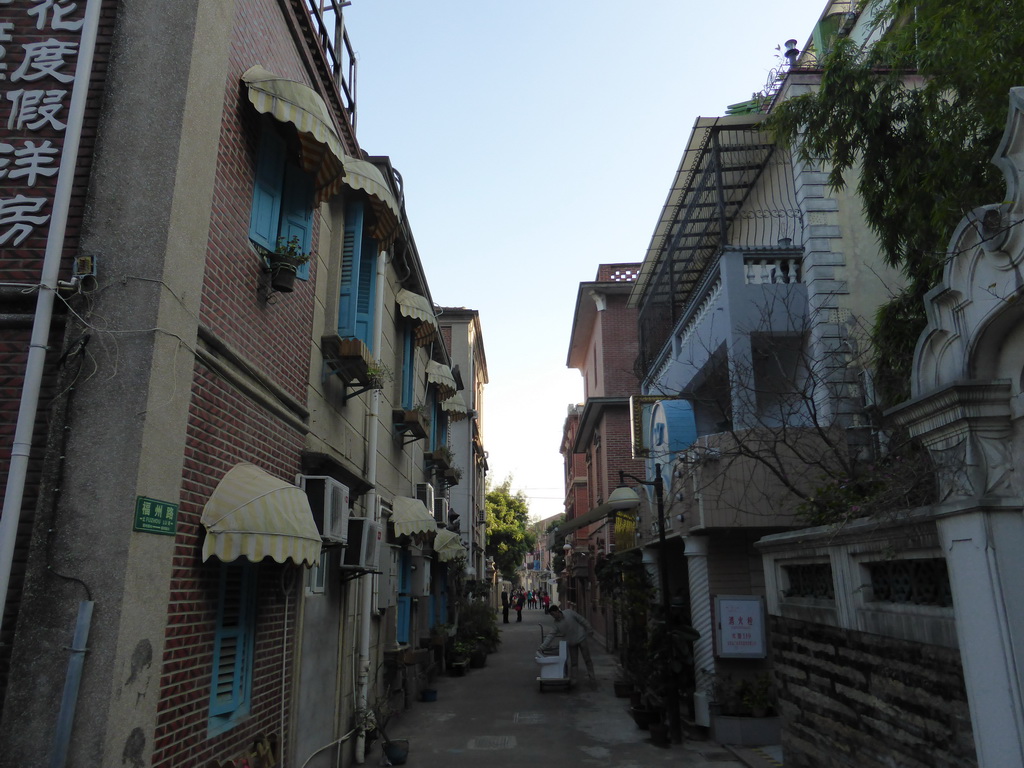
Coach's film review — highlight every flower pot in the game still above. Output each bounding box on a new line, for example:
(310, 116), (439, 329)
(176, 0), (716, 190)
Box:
(269, 263), (297, 292)
(469, 650), (487, 668)
(382, 739), (409, 765)
(613, 680), (634, 698)
(629, 706), (661, 731)
(648, 721), (671, 747)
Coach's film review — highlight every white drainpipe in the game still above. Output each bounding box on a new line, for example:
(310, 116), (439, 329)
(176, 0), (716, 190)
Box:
(0, 0), (102, 630)
(354, 248), (387, 763)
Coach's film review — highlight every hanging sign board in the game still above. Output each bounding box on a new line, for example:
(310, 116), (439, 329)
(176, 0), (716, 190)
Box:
(714, 595), (767, 658)
(133, 496), (178, 536)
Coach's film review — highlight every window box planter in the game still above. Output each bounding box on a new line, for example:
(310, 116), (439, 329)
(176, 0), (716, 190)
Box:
(423, 451), (451, 472)
(321, 335), (373, 386)
(710, 714), (781, 746)
(393, 409), (428, 442)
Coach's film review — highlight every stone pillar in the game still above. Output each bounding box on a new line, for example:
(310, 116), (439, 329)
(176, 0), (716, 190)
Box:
(891, 380), (1024, 767)
(685, 537), (715, 697)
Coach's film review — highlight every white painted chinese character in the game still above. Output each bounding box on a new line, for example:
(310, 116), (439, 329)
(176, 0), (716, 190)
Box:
(7, 89), (67, 130)
(28, 0), (84, 31)
(0, 22), (13, 81)
(0, 140), (59, 185)
(0, 195), (49, 245)
(11, 39), (78, 83)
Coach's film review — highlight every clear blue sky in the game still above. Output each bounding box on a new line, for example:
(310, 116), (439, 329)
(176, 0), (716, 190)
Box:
(345, 1), (823, 520)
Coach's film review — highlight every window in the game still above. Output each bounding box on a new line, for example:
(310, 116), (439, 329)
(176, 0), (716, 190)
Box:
(396, 549), (412, 644)
(867, 558), (951, 607)
(209, 562), (257, 732)
(306, 549), (328, 596)
(338, 198), (377, 345)
(249, 116), (313, 280)
(782, 562), (835, 600)
(401, 320), (416, 410)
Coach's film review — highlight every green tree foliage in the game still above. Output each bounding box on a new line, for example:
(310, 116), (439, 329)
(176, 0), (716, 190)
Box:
(485, 478), (536, 581)
(767, 0), (1024, 405)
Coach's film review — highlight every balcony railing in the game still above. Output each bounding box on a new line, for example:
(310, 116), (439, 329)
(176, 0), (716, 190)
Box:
(302, 0), (358, 130)
(635, 120), (804, 378)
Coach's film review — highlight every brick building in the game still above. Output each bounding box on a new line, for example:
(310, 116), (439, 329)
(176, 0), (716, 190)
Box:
(559, 263), (645, 642)
(0, 2), (469, 766)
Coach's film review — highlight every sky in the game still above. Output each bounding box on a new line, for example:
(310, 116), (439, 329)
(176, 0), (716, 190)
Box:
(344, 1), (823, 521)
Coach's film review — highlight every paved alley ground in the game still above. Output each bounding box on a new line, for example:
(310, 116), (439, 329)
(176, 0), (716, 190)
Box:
(376, 606), (781, 768)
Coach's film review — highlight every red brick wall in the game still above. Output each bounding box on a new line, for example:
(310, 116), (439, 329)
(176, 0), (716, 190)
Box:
(152, 361), (306, 767)
(151, 0), (343, 762)
(199, 0), (325, 406)
(599, 293), (640, 397)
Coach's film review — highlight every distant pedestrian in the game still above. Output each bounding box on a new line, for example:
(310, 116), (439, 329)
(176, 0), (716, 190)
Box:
(538, 604), (596, 685)
(514, 592), (524, 622)
(501, 590), (510, 624)
(542, 592), (551, 613)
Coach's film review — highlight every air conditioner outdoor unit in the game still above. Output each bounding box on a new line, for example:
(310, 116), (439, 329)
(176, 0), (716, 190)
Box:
(300, 475), (350, 544)
(415, 482), (435, 513)
(344, 518), (382, 569)
(434, 498), (449, 525)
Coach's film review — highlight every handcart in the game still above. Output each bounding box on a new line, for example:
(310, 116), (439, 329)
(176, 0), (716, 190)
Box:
(535, 623), (571, 691)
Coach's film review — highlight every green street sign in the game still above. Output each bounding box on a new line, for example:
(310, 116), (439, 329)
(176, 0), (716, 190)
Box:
(133, 496), (178, 536)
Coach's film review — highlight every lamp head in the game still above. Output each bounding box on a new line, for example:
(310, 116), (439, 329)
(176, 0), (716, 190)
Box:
(607, 485), (642, 511)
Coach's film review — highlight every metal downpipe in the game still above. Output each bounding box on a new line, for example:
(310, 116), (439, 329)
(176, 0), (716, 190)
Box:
(0, 0), (102, 630)
(354, 248), (388, 763)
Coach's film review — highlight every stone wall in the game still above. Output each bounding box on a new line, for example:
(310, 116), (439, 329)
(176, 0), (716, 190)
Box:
(771, 616), (975, 768)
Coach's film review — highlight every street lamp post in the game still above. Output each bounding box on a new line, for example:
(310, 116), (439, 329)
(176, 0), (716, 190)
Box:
(609, 462), (681, 745)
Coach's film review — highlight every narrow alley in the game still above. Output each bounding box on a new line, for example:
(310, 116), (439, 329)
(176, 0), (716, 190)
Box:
(375, 606), (782, 768)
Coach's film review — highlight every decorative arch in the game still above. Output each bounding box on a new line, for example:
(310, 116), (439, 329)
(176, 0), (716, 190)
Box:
(912, 87), (1024, 400)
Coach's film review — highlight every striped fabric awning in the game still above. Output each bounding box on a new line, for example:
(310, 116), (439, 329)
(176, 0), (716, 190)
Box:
(432, 529), (467, 562)
(396, 289), (438, 346)
(426, 360), (457, 401)
(390, 496), (437, 538)
(441, 391), (468, 422)
(242, 65), (346, 205)
(201, 463), (322, 566)
(342, 156), (402, 237)
(241, 65), (402, 234)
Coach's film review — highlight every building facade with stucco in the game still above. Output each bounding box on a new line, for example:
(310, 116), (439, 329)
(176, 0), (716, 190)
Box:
(0, 2), (468, 766)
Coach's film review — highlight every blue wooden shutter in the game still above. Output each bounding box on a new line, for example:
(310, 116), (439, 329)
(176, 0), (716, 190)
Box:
(338, 200), (365, 338)
(397, 550), (412, 644)
(248, 126), (285, 251)
(427, 389), (439, 450)
(210, 564), (255, 716)
(281, 162), (314, 280)
(353, 229), (377, 346)
(401, 322), (415, 409)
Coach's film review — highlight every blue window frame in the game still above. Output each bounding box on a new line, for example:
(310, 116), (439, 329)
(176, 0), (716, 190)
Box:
(401, 320), (416, 410)
(209, 562), (257, 732)
(249, 117), (313, 280)
(396, 549), (412, 644)
(338, 199), (377, 346)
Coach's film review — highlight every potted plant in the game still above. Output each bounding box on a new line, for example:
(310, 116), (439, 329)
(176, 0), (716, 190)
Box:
(425, 444), (454, 471)
(393, 402), (430, 441)
(263, 235), (311, 293)
(449, 640), (473, 675)
(366, 359), (394, 390)
(709, 673), (782, 746)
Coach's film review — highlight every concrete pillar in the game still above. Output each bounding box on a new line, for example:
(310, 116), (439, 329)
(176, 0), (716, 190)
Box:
(685, 537), (715, 697)
(938, 510), (1024, 767)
